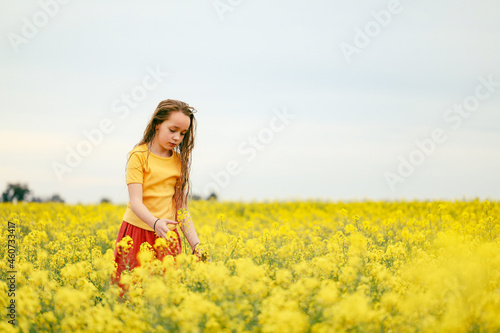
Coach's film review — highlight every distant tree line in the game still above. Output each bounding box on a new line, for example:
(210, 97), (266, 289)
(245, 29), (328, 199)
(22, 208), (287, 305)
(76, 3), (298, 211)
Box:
(192, 192), (218, 201)
(1, 183), (64, 203)
(1, 182), (219, 204)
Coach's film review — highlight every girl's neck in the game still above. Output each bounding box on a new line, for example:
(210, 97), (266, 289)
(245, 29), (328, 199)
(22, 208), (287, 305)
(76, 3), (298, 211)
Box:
(149, 140), (172, 158)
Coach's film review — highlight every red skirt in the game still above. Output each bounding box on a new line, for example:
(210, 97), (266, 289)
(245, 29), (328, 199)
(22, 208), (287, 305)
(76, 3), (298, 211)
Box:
(112, 220), (182, 284)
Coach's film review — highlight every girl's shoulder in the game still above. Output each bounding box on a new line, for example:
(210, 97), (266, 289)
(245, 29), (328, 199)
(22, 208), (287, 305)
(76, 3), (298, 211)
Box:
(129, 144), (148, 154)
(128, 143), (180, 162)
(127, 144), (149, 160)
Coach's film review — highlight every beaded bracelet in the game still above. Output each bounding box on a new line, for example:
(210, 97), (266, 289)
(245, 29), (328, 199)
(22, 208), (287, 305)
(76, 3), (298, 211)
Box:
(153, 218), (160, 232)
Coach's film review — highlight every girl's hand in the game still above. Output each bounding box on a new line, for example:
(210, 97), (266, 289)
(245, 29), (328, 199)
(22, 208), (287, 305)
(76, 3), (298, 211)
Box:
(155, 219), (178, 238)
(193, 243), (211, 262)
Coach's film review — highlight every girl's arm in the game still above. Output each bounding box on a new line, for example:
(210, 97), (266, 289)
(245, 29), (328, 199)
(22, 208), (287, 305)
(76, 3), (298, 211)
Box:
(128, 183), (177, 237)
(180, 210), (201, 252)
(181, 211), (210, 261)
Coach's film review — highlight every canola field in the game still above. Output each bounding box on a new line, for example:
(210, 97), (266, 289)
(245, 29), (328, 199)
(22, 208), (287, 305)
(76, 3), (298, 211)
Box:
(1, 200), (499, 332)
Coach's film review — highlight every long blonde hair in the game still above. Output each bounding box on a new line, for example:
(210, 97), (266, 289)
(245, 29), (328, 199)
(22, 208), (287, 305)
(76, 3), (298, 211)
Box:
(135, 99), (197, 221)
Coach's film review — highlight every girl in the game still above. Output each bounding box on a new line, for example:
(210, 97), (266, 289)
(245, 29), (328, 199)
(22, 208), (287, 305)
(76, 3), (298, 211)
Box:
(113, 99), (207, 283)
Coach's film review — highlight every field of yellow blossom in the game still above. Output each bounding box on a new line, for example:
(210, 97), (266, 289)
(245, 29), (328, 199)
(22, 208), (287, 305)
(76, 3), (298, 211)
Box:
(1, 200), (499, 332)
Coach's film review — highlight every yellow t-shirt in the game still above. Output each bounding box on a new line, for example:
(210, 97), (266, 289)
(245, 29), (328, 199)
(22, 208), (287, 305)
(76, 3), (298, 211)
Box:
(122, 144), (181, 231)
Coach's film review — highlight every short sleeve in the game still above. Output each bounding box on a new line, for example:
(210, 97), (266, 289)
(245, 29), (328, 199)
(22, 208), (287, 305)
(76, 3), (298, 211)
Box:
(126, 152), (144, 185)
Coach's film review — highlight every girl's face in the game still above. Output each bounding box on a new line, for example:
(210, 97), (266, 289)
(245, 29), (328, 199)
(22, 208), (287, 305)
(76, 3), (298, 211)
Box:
(153, 111), (191, 156)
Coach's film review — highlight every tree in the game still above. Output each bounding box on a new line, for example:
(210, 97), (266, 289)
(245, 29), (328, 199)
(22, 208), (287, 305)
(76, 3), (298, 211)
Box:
(207, 192), (218, 201)
(49, 194), (65, 203)
(2, 183), (31, 202)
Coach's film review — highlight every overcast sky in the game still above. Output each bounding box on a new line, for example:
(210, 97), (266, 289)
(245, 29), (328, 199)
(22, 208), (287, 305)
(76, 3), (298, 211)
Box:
(1, 0), (499, 204)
